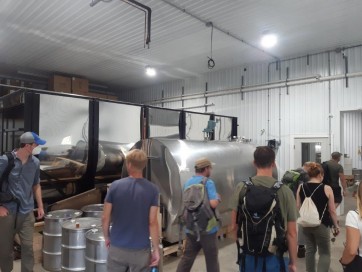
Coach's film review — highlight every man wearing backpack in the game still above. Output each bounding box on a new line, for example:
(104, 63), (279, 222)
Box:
(0, 132), (46, 272)
(230, 146), (298, 272)
(176, 157), (221, 272)
(281, 162), (311, 197)
(323, 152), (347, 208)
(282, 162), (312, 259)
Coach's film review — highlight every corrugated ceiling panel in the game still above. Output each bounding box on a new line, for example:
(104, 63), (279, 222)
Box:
(2, 0), (362, 88)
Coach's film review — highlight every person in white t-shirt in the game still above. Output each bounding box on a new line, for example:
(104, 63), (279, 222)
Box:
(340, 182), (362, 265)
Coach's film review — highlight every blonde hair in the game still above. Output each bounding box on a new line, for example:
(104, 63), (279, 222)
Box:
(126, 149), (147, 172)
(357, 182), (362, 219)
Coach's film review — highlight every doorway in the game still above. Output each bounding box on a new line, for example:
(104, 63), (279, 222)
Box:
(293, 137), (330, 168)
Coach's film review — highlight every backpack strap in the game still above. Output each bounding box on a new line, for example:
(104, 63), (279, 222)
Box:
(243, 178), (254, 187)
(272, 180), (284, 190)
(302, 183), (328, 221)
(200, 176), (208, 186)
(301, 183), (322, 198)
(0, 152), (15, 192)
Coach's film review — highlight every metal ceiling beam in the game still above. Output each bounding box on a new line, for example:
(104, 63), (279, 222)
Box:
(159, 0), (279, 60)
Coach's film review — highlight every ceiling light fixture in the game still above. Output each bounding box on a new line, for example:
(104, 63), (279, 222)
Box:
(145, 66), (156, 77)
(261, 33), (278, 48)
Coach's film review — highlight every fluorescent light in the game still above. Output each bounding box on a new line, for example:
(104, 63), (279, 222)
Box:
(145, 66), (156, 77)
(261, 33), (277, 48)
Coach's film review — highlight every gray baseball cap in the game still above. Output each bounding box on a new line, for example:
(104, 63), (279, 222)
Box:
(20, 132), (46, 145)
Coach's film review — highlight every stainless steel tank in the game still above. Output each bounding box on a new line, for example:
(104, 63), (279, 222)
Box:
(85, 228), (108, 272)
(81, 204), (104, 218)
(42, 209), (83, 272)
(61, 218), (102, 272)
(133, 138), (258, 243)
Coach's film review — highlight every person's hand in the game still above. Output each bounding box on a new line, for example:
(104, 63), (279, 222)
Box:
(37, 207), (45, 219)
(332, 226), (340, 237)
(105, 239), (110, 248)
(150, 250), (160, 267)
(288, 263), (297, 272)
(228, 224), (237, 241)
(0, 206), (9, 217)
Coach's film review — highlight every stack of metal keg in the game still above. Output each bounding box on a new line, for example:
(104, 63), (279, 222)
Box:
(42, 204), (107, 272)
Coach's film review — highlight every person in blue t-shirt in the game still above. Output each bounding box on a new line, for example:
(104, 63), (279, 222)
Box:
(176, 157), (221, 272)
(102, 149), (160, 272)
(0, 131), (46, 272)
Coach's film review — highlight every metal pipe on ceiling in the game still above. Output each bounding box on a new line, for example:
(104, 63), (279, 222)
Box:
(90, 0), (152, 48)
(122, 0), (152, 47)
(89, 0), (102, 7)
(176, 103), (215, 110)
(144, 71), (362, 104)
(159, 0), (279, 60)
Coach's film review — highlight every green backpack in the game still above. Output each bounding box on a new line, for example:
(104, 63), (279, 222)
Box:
(181, 177), (218, 241)
(282, 170), (302, 195)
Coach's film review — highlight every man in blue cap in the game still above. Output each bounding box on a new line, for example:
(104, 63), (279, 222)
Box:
(0, 131), (46, 272)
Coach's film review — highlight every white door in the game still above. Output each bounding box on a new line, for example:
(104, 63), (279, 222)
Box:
(293, 137), (330, 169)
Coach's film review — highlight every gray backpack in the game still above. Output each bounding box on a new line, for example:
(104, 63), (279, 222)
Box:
(181, 177), (218, 241)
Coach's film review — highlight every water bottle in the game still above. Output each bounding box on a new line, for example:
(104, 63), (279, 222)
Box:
(150, 267), (158, 272)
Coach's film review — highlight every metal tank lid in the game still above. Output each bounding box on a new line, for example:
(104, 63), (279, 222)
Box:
(45, 209), (82, 220)
(81, 204), (104, 212)
(85, 228), (105, 242)
(62, 217), (101, 230)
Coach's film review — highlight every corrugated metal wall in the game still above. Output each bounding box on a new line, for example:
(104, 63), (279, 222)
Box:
(119, 46), (362, 173)
(343, 111), (362, 169)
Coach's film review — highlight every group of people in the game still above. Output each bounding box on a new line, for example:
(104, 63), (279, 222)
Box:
(103, 145), (361, 272)
(1, 131), (362, 272)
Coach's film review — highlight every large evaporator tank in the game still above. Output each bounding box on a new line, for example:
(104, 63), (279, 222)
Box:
(133, 138), (258, 243)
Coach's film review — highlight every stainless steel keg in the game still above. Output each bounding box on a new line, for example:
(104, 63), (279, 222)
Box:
(61, 217), (102, 272)
(42, 209), (82, 272)
(85, 228), (108, 272)
(81, 204), (104, 218)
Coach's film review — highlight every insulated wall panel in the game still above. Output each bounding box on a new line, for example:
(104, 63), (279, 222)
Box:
(343, 111), (362, 169)
(119, 46), (362, 174)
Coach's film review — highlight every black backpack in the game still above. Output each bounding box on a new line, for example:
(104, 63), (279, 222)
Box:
(322, 161), (331, 186)
(236, 179), (287, 272)
(181, 177), (218, 241)
(0, 152), (16, 204)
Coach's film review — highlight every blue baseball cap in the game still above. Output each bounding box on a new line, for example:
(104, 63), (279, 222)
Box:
(20, 132), (46, 145)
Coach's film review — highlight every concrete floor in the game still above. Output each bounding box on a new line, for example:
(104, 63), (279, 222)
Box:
(14, 195), (356, 272)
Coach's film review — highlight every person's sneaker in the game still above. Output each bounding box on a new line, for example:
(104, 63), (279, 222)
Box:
(297, 246), (306, 258)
